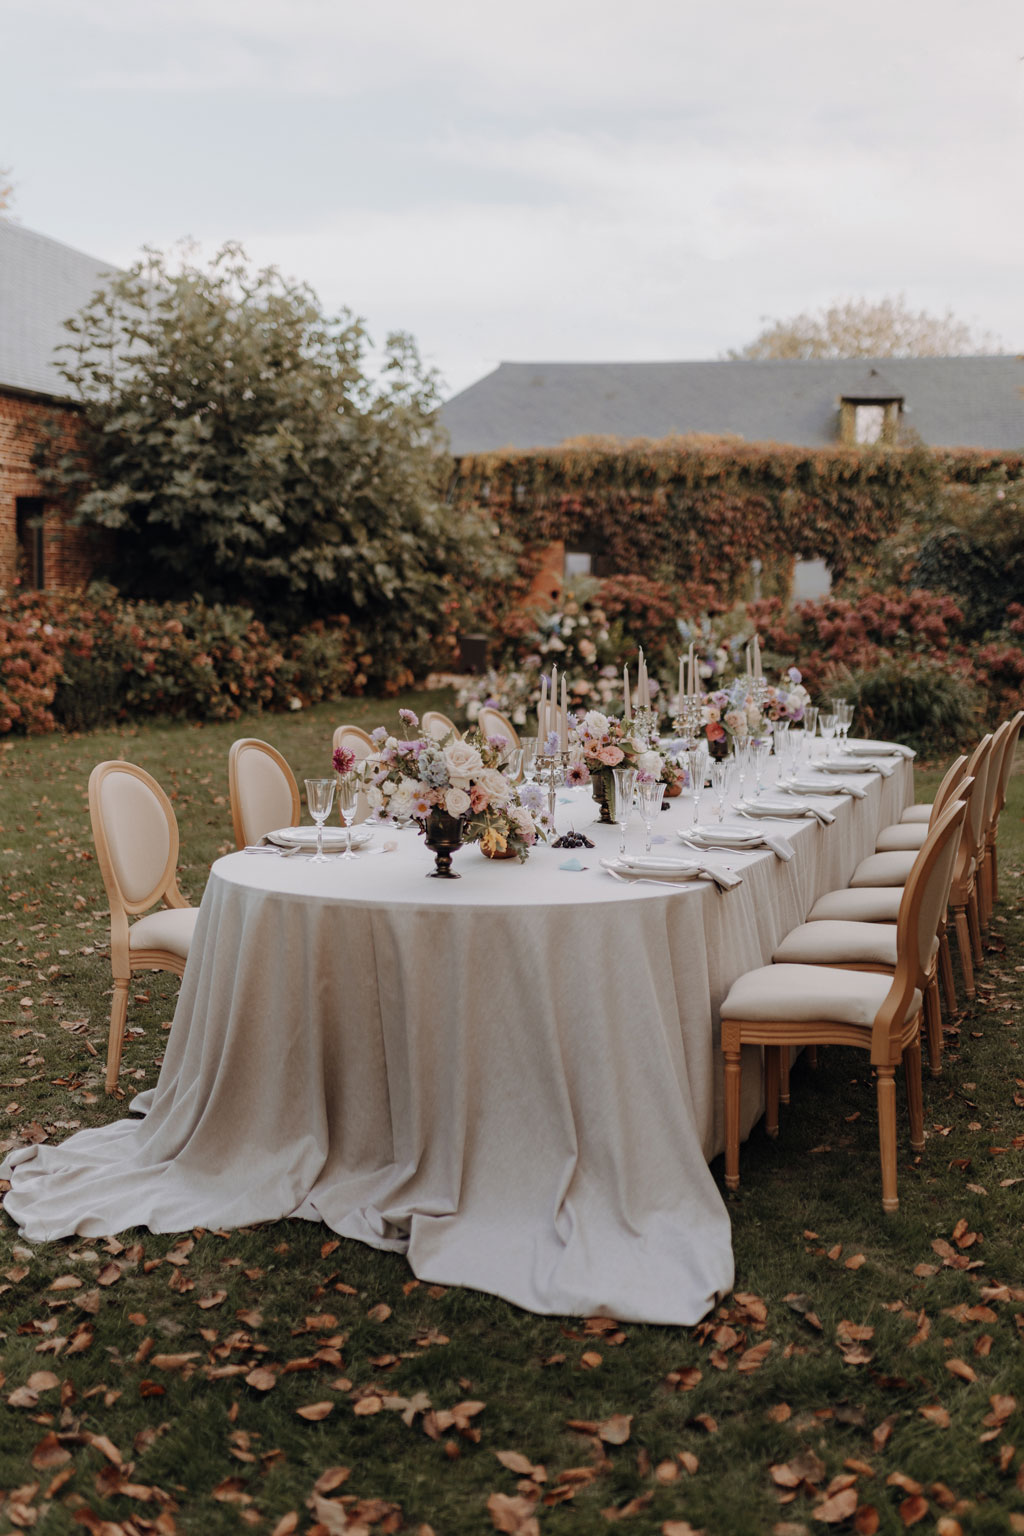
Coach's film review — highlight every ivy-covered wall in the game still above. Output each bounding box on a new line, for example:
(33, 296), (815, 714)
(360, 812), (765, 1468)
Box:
(450, 441), (1024, 609)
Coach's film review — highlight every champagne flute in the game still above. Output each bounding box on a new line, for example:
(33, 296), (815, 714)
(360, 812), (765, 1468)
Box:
(611, 766), (637, 855)
(687, 744), (709, 827)
(819, 712), (837, 762)
(304, 777), (335, 864)
(803, 706), (819, 742)
(732, 737), (750, 799)
(336, 772), (359, 858)
(637, 779), (665, 854)
(710, 758), (731, 823)
(752, 738), (772, 797)
(504, 747), (524, 783)
(520, 738), (538, 785)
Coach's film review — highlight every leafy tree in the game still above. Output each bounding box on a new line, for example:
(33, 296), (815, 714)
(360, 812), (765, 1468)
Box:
(43, 243), (507, 656)
(729, 294), (1002, 360)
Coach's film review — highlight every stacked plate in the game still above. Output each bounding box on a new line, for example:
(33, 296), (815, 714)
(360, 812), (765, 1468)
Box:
(266, 826), (375, 851)
(601, 855), (702, 881)
(679, 826), (765, 851)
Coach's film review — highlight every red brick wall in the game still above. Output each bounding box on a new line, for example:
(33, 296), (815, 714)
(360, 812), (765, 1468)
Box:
(0, 389), (107, 590)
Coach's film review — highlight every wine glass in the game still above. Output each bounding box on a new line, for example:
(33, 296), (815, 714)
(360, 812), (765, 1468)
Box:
(803, 706), (819, 741)
(504, 747), (524, 783)
(335, 773), (359, 858)
(637, 779), (665, 854)
(710, 758), (731, 823)
(520, 738), (538, 785)
(837, 700), (854, 746)
(752, 738), (772, 797)
(611, 766), (637, 855)
(304, 777), (335, 864)
(732, 738), (751, 799)
(686, 744), (709, 827)
(819, 712), (837, 761)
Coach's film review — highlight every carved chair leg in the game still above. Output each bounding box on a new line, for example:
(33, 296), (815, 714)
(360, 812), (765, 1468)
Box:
(953, 904), (975, 999)
(723, 1038), (743, 1191)
(807, 1045), (819, 1070)
(903, 1040), (925, 1153)
(990, 840), (1000, 908)
(939, 927), (957, 1013)
(106, 976), (130, 1094)
(924, 978), (943, 1078)
(764, 1047), (781, 1138)
(968, 889), (983, 966)
(779, 1047), (791, 1106)
(876, 1065), (899, 1214)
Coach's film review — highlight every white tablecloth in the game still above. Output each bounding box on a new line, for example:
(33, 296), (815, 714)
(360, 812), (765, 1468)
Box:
(2, 761), (910, 1324)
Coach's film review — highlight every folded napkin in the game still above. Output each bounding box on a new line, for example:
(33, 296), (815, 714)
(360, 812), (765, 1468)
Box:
(818, 754), (894, 778)
(739, 797), (835, 826)
(780, 775), (867, 800)
(600, 856), (741, 891)
(846, 738), (916, 759)
(683, 828), (794, 862)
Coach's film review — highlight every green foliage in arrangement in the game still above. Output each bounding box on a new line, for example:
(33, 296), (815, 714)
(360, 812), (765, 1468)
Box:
(1, 717), (1024, 1533)
(36, 242), (507, 640)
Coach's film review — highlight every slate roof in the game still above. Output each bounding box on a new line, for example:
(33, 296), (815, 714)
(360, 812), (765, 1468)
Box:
(441, 356), (1024, 456)
(0, 221), (116, 400)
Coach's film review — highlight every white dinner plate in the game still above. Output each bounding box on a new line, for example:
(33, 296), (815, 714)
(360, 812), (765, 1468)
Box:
(601, 856), (702, 880)
(266, 825), (375, 851)
(844, 738), (915, 759)
(738, 797), (814, 819)
(679, 826), (764, 848)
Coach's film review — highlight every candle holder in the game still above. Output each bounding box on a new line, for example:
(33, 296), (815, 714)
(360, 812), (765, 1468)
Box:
(673, 696), (704, 747)
(633, 705), (659, 747)
(535, 750), (571, 829)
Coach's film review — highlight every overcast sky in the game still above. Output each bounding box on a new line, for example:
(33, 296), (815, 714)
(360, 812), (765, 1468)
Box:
(3, 0), (1022, 396)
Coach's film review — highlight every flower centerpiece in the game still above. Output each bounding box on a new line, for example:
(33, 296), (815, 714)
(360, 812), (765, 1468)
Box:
(694, 669), (811, 759)
(360, 711), (543, 874)
(571, 710), (666, 822)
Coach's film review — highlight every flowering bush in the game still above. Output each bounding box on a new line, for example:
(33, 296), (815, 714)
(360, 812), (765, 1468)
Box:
(360, 713), (543, 860)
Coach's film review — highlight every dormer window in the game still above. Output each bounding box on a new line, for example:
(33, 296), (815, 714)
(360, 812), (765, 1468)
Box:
(838, 367), (904, 445)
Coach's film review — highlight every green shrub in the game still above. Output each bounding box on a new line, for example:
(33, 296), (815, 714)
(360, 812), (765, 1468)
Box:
(842, 655), (980, 755)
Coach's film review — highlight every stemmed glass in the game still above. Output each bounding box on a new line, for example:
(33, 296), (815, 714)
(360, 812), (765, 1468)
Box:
(504, 747), (524, 783)
(335, 773), (359, 859)
(637, 779), (665, 854)
(520, 738), (538, 786)
(686, 744), (709, 827)
(611, 766), (637, 855)
(709, 758), (731, 823)
(752, 738), (772, 797)
(803, 706), (819, 742)
(818, 713), (837, 761)
(732, 738), (751, 799)
(304, 777), (336, 864)
(836, 701), (854, 747)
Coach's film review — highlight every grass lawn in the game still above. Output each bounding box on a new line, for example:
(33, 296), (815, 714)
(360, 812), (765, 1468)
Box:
(1, 698), (1022, 1536)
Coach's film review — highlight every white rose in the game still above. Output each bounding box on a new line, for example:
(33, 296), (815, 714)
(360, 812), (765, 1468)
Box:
(366, 785), (384, 810)
(444, 741), (484, 784)
(445, 786), (471, 816)
(583, 710), (611, 737)
(390, 787), (415, 819)
(476, 768), (510, 805)
(637, 750), (663, 777)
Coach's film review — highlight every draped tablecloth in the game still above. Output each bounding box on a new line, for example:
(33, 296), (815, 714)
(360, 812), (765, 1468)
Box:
(2, 761), (910, 1325)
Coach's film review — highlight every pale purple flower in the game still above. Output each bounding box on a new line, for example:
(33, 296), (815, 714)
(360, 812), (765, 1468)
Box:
(371, 726), (388, 744)
(398, 708), (419, 729)
(566, 762), (590, 787)
(788, 667), (802, 684)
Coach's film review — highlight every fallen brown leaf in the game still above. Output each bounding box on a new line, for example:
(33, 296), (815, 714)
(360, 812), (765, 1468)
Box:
(597, 1414), (632, 1446)
(919, 1404), (951, 1428)
(581, 1350), (603, 1369)
(487, 1490), (540, 1535)
(312, 1467), (351, 1495)
(295, 1401), (334, 1421)
(945, 1359), (978, 1384)
(813, 1487), (858, 1522)
(853, 1506), (880, 1535)
(244, 1367), (277, 1392)
(30, 1432), (71, 1470)
(495, 1450), (546, 1481)
(899, 1494), (930, 1526)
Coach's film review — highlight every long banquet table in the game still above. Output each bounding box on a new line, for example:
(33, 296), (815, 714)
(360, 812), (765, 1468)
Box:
(2, 758), (911, 1325)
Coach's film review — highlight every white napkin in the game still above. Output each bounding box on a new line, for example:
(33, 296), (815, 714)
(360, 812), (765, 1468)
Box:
(819, 755), (894, 778)
(601, 856), (741, 891)
(781, 775), (867, 800)
(740, 797), (835, 826)
(845, 738), (916, 759)
(681, 828), (794, 862)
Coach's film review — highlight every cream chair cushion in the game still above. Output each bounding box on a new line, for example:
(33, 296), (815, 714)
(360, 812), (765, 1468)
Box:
(805, 887), (902, 923)
(99, 773), (173, 906)
(721, 964), (920, 1028)
(900, 804), (933, 824)
(875, 824), (929, 852)
(773, 920), (899, 968)
(849, 850), (917, 887)
(128, 907), (198, 958)
(234, 749), (297, 847)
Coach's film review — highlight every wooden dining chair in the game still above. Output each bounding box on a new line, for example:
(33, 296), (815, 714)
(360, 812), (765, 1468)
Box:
(477, 706), (521, 751)
(89, 761), (199, 1093)
(228, 738), (301, 850)
(873, 753), (968, 852)
(984, 710), (1023, 912)
(772, 789), (970, 1078)
(422, 711), (461, 742)
(721, 795), (968, 1213)
(332, 724), (376, 824)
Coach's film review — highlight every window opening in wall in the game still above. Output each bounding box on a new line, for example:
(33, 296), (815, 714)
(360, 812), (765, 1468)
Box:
(15, 498), (45, 588)
(854, 404), (885, 444)
(564, 551), (593, 579)
(791, 558), (832, 602)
